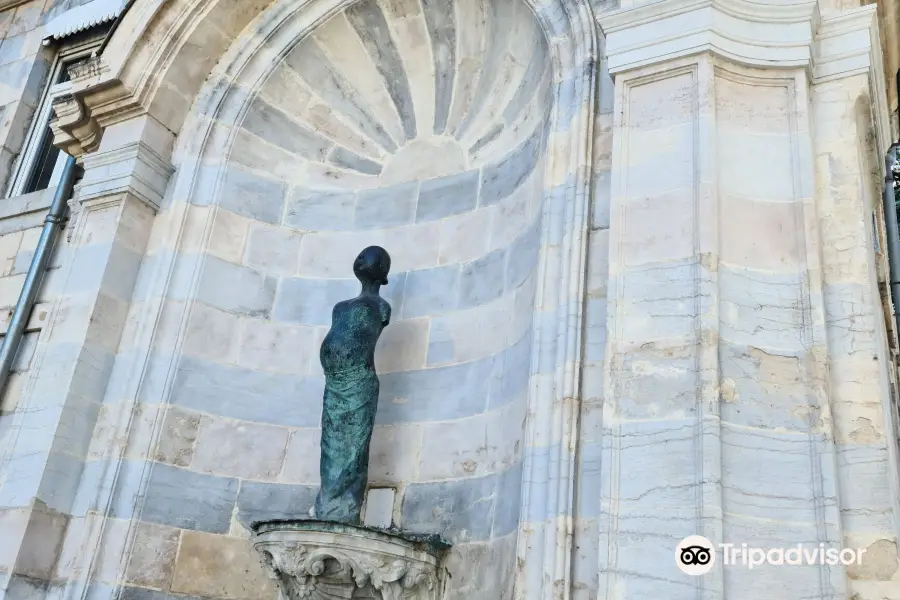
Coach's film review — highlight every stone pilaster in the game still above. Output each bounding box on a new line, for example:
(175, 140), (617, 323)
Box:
(0, 112), (173, 599)
(597, 1), (897, 599)
(812, 8), (900, 599)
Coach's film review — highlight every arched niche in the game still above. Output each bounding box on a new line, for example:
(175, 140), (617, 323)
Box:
(63, 0), (598, 597)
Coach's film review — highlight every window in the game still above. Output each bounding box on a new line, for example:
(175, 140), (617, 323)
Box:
(6, 36), (101, 198)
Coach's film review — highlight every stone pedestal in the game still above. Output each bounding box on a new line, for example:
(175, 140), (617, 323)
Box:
(252, 521), (449, 600)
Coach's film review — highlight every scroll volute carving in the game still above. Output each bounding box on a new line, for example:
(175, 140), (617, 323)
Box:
(252, 523), (447, 600)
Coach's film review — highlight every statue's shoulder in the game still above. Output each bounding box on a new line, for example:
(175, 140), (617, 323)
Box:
(378, 296), (391, 324)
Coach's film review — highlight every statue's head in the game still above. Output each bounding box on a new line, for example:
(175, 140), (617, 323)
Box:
(353, 246), (391, 285)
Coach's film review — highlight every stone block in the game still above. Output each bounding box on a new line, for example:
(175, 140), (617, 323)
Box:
(442, 536), (517, 600)
(612, 420), (698, 517)
(401, 473), (496, 541)
(171, 530), (278, 599)
(504, 218), (541, 291)
(181, 303), (239, 362)
(368, 423), (422, 483)
(719, 266), (805, 351)
(419, 403), (523, 481)
(3, 574), (46, 599)
(478, 125), (542, 206)
(125, 521), (181, 589)
(719, 130), (794, 202)
(285, 37), (398, 153)
(838, 445), (894, 515)
(327, 145), (383, 175)
(416, 170), (479, 222)
(285, 188), (357, 230)
(345, 1), (417, 142)
(218, 166), (287, 225)
(373, 317), (428, 373)
(272, 277), (358, 326)
(171, 355), (324, 428)
(438, 208), (491, 265)
(401, 264), (460, 317)
(611, 347), (697, 419)
(154, 406), (200, 468)
(376, 353), (495, 423)
(0, 273), (26, 308)
(353, 182), (418, 229)
(490, 183), (532, 251)
(9, 504), (67, 580)
(280, 428), (320, 484)
(587, 228), (609, 297)
(70, 459), (125, 518)
(191, 415), (289, 481)
(618, 188), (695, 266)
(66, 242), (144, 302)
(207, 208), (250, 265)
(117, 587), (210, 600)
(0, 508), (27, 570)
(363, 488), (395, 528)
(117, 404), (163, 463)
(0, 229), (22, 277)
(618, 261), (698, 342)
(718, 342), (808, 430)
(240, 98), (332, 160)
(487, 330), (531, 410)
(141, 463), (238, 534)
(583, 298), (607, 364)
(721, 425), (817, 523)
(237, 318), (320, 375)
(493, 463), (523, 536)
(11, 331), (37, 372)
(235, 481), (317, 526)
(576, 441), (602, 520)
(426, 294), (513, 366)
(195, 256), (276, 318)
(720, 194), (801, 270)
(298, 224), (441, 277)
(243, 224), (302, 274)
(458, 248), (505, 308)
(9, 1), (43, 37)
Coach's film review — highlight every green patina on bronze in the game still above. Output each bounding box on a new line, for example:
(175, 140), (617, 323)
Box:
(314, 246), (392, 525)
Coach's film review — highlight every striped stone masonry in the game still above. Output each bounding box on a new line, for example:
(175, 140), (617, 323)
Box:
(0, 0), (898, 599)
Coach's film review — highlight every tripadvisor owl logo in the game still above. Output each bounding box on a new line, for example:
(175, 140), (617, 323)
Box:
(675, 535), (715, 576)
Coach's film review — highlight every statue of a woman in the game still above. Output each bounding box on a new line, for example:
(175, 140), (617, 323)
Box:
(313, 246), (392, 524)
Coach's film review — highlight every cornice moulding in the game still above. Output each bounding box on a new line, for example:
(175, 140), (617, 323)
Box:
(598, 0), (819, 73)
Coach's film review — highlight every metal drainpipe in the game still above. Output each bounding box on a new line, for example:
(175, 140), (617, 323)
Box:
(884, 144), (900, 323)
(0, 155), (78, 396)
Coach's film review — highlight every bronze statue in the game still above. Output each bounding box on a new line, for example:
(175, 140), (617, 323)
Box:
(313, 246), (392, 524)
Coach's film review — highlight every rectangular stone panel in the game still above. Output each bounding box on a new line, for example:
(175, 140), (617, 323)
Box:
(141, 464), (238, 534)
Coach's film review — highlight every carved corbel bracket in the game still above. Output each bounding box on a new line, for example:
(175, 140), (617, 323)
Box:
(252, 521), (449, 600)
(50, 93), (103, 158)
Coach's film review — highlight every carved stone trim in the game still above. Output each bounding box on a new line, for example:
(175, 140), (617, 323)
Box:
(253, 522), (447, 600)
(599, 0), (819, 74)
(50, 93), (103, 157)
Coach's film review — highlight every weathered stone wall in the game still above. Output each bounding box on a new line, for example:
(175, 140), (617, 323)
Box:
(51, 0), (552, 598)
(0, 1), (104, 595)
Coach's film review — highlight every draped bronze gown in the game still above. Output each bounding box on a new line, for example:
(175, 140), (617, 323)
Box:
(314, 292), (391, 524)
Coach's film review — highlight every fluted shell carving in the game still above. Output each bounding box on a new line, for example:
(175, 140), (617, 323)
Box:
(257, 543), (438, 600)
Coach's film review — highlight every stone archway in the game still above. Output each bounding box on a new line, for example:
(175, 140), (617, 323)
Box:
(52, 0), (598, 597)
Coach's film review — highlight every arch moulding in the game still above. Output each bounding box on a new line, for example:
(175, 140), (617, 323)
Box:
(51, 0), (599, 598)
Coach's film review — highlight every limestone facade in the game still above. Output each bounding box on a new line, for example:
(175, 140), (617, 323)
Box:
(0, 0), (897, 599)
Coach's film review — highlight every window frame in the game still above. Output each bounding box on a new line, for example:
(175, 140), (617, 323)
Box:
(6, 34), (104, 199)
